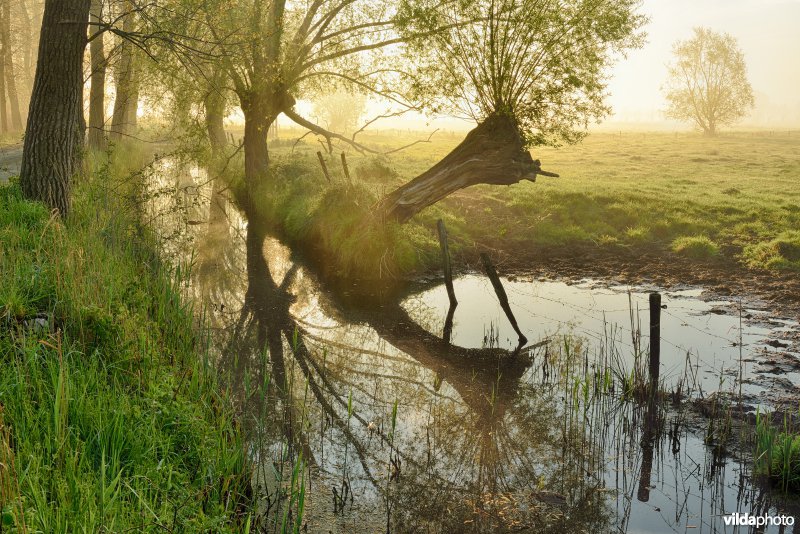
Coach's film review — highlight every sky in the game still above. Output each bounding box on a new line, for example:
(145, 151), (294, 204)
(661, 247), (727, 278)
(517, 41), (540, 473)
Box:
(281, 0), (800, 132)
(602, 0), (800, 129)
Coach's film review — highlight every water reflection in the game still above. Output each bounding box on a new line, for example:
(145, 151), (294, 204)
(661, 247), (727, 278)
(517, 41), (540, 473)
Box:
(145, 161), (800, 533)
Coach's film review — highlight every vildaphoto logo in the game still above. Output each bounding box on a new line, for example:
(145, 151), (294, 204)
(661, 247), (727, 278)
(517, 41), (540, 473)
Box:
(722, 513), (795, 527)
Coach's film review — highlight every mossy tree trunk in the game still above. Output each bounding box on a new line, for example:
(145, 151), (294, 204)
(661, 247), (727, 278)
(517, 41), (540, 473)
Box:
(20, 0), (90, 217)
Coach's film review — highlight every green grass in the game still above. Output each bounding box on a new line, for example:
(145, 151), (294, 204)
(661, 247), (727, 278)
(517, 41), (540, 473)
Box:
(249, 129), (800, 276)
(755, 411), (800, 492)
(671, 235), (720, 259)
(239, 154), (439, 280)
(0, 154), (251, 532)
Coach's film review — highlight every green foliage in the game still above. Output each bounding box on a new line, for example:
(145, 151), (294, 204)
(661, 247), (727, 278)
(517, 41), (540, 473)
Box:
(664, 28), (755, 135)
(671, 235), (720, 259)
(399, 0), (647, 146)
(0, 162), (250, 531)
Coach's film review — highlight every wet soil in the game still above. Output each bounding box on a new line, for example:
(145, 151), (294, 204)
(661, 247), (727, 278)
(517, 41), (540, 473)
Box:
(451, 243), (800, 322)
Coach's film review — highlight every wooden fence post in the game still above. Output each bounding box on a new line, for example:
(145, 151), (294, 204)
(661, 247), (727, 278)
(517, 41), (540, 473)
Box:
(437, 219), (457, 307)
(649, 292), (661, 395)
(340, 152), (352, 184)
(316, 151), (332, 183)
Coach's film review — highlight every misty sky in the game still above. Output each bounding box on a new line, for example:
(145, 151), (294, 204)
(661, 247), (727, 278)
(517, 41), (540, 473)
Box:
(288, 0), (800, 131)
(605, 0), (800, 128)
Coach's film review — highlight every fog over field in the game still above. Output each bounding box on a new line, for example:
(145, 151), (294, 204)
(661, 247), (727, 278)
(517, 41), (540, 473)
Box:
(604, 0), (800, 129)
(274, 0), (800, 132)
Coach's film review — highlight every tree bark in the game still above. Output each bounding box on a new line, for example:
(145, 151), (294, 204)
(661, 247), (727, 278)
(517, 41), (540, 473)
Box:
(110, 2), (136, 140)
(376, 113), (557, 223)
(87, 0), (106, 149)
(241, 93), (274, 191)
(1, 0), (22, 130)
(204, 76), (227, 159)
(20, 0), (90, 217)
(238, 84), (295, 199)
(0, 47), (6, 133)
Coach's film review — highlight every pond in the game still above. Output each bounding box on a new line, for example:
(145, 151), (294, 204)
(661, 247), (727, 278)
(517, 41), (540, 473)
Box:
(144, 160), (800, 532)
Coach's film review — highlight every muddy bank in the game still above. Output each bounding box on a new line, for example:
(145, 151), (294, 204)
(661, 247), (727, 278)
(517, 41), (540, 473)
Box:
(448, 243), (800, 321)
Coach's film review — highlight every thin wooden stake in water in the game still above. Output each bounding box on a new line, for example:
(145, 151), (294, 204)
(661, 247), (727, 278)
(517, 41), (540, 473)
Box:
(640, 293), (661, 503)
(443, 304), (456, 344)
(316, 151), (331, 182)
(480, 253), (527, 346)
(340, 152), (352, 184)
(649, 292), (661, 395)
(437, 219), (457, 308)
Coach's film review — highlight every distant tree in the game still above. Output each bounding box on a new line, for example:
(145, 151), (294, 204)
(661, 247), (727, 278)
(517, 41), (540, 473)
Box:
(664, 27), (754, 136)
(19, 0), (90, 217)
(312, 90), (368, 136)
(87, 0), (107, 149)
(110, 0), (139, 140)
(1, 0), (23, 131)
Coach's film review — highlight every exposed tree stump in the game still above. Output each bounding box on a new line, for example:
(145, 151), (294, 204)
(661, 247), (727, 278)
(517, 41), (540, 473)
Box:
(376, 113), (558, 223)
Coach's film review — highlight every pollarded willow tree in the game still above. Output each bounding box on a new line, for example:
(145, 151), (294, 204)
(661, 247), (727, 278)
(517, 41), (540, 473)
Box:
(377, 0), (646, 222)
(199, 0), (460, 203)
(663, 27), (754, 136)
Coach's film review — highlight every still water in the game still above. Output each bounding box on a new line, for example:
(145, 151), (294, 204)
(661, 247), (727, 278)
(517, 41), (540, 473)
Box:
(145, 161), (800, 533)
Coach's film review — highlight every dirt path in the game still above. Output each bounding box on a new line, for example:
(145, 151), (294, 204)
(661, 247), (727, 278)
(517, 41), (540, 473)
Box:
(0, 143), (23, 183)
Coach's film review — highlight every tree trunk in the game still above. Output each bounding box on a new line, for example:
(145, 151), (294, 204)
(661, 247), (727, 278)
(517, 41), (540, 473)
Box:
(110, 2), (136, 140)
(126, 73), (138, 129)
(87, 0), (106, 149)
(376, 113), (556, 223)
(0, 48), (6, 133)
(20, 0), (90, 217)
(204, 78), (227, 158)
(1, 0), (22, 130)
(241, 93), (274, 191)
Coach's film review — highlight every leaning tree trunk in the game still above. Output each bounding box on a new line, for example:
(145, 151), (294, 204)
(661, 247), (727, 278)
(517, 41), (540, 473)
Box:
(376, 113), (557, 223)
(87, 0), (106, 149)
(20, 0), (90, 217)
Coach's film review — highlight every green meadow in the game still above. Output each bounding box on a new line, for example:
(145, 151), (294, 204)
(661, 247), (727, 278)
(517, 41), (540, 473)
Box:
(243, 129), (800, 277)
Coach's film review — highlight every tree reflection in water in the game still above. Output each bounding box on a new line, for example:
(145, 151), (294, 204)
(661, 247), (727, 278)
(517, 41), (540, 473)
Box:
(148, 165), (798, 533)
(193, 210), (613, 532)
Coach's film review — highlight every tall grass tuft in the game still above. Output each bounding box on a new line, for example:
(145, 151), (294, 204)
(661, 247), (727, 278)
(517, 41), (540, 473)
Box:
(755, 411), (800, 492)
(0, 146), (251, 532)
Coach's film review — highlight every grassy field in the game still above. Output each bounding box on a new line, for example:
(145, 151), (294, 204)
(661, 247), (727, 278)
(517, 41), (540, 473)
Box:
(248, 129), (800, 277)
(0, 152), (251, 531)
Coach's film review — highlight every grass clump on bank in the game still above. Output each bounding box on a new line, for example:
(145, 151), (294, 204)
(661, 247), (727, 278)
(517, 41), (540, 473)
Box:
(755, 411), (800, 492)
(671, 235), (720, 259)
(744, 231), (800, 271)
(244, 154), (438, 280)
(0, 160), (251, 531)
